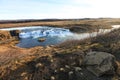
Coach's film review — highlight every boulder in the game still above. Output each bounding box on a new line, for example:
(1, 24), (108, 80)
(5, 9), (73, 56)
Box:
(38, 37), (46, 42)
(10, 30), (20, 37)
(83, 51), (117, 77)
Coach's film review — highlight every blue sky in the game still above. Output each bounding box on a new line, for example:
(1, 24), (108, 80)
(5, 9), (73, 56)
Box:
(0, 0), (120, 20)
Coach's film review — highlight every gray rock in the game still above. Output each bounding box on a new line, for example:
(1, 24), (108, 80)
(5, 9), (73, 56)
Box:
(74, 67), (82, 72)
(83, 51), (116, 77)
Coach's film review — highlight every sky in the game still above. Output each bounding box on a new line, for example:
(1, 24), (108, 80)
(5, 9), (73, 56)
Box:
(0, 0), (120, 20)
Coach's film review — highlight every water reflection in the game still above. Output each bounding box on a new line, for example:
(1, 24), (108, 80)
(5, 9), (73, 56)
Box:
(0, 25), (120, 48)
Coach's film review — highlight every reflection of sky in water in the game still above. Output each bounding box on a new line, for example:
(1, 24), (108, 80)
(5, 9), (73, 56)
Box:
(16, 36), (67, 48)
(1, 25), (120, 48)
(19, 27), (72, 38)
(16, 26), (113, 48)
(16, 27), (74, 48)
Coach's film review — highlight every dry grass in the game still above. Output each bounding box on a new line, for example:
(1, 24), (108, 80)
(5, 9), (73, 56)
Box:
(0, 18), (120, 80)
(58, 28), (120, 60)
(0, 19), (112, 29)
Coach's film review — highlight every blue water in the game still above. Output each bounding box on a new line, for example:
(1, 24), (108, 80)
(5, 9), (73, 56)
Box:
(16, 26), (74, 48)
(1, 26), (116, 48)
(16, 36), (65, 48)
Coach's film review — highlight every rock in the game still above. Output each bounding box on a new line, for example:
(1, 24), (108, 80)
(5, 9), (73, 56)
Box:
(50, 59), (54, 62)
(60, 68), (65, 71)
(83, 51), (116, 77)
(74, 67), (82, 72)
(65, 65), (70, 69)
(38, 37), (46, 42)
(35, 63), (43, 68)
(68, 71), (74, 75)
(51, 76), (55, 80)
(10, 30), (20, 37)
(74, 68), (100, 80)
(21, 72), (27, 76)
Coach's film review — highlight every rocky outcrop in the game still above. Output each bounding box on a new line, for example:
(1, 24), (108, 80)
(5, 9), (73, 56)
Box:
(83, 51), (117, 77)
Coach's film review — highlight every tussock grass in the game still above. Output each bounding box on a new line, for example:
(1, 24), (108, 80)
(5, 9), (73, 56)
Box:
(58, 28), (120, 60)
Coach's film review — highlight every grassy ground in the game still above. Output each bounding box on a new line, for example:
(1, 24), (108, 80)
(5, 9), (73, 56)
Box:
(0, 18), (120, 80)
(58, 28), (120, 60)
(0, 27), (120, 80)
(0, 18), (117, 33)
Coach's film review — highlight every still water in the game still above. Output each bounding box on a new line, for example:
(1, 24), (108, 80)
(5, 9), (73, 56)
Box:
(0, 25), (119, 48)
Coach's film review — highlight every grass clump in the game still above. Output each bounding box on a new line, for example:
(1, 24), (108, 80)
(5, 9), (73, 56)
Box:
(58, 28), (120, 60)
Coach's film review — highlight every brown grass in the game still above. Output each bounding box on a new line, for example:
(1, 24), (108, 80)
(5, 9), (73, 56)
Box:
(0, 18), (120, 79)
(0, 19), (112, 29)
(58, 28), (120, 60)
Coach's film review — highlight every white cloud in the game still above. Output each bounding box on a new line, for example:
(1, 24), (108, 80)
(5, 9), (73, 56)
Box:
(0, 0), (120, 19)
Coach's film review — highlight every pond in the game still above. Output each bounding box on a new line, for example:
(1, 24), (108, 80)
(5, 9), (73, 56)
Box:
(0, 25), (120, 48)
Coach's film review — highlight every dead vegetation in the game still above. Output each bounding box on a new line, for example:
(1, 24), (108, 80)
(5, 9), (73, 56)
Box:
(0, 18), (113, 30)
(58, 28), (120, 61)
(0, 18), (120, 80)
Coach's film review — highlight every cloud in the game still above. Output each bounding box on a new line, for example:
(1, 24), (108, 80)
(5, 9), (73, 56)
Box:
(0, 0), (120, 19)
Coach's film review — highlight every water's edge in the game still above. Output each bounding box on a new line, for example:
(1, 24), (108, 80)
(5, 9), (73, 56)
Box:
(0, 25), (120, 48)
